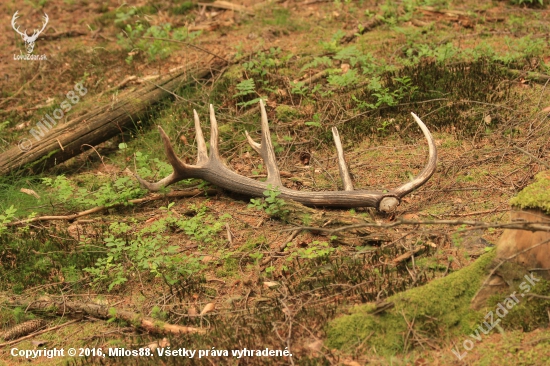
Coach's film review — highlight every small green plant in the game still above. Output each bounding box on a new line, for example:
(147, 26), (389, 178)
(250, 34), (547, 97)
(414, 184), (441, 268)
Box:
(117, 20), (201, 63)
(233, 79), (266, 107)
(305, 113), (322, 128)
(248, 185), (289, 220)
(285, 240), (335, 261)
(42, 175), (145, 210)
(84, 202), (230, 290)
(134, 151), (172, 179)
(0, 205), (17, 234)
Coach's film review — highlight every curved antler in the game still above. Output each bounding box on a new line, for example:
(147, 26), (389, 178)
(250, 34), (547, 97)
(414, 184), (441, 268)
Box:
(133, 101), (437, 212)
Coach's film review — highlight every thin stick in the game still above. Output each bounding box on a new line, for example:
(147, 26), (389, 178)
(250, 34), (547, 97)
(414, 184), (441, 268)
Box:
(514, 145), (550, 169)
(284, 218), (550, 234)
(260, 230), (300, 268)
(8, 188), (218, 227)
(0, 319), (80, 347)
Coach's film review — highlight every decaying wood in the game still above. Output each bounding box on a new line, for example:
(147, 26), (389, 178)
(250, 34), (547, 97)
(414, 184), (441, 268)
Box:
(5, 298), (205, 335)
(0, 57), (226, 176)
(0, 319), (80, 347)
(0, 319), (45, 341)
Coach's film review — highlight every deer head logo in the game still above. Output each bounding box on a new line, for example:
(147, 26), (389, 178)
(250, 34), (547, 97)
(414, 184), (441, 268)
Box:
(11, 11), (49, 54)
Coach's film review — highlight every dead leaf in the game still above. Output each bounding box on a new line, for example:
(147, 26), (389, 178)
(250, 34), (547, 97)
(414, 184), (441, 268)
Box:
(200, 302), (215, 315)
(31, 340), (48, 348)
(146, 342), (159, 352)
(342, 360), (361, 366)
(401, 213), (418, 220)
(263, 281), (279, 288)
(97, 164), (119, 174)
(146, 337), (169, 352)
(20, 188), (40, 199)
(542, 106), (550, 113)
(201, 255), (216, 263)
(159, 338), (170, 348)
(415, 358), (430, 366)
(341, 63), (350, 74)
(484, 115), (492, 125)
(180, 134), (188, 145)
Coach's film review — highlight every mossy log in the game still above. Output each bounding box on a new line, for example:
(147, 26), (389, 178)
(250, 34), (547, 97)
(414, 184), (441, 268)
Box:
(0, 57), (225, 175)
(326, 252), (496, 355)
(327, 171), (550, 355)
(472, 171), (550, 308)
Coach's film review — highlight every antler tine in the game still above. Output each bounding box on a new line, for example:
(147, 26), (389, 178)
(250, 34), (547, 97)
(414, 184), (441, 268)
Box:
(244, 131), (261, 154)
(193, 110), (208, 165)
(208, 104), (221, 160)
(243, 101), (282, 185)
(331, 127), (354, 191)
(391, 112), (437, 197)
(258, 100), (283, 187)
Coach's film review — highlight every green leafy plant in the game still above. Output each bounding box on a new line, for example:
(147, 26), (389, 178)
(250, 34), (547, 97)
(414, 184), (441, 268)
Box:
(248, 185), (289, 220)
(117, 21), (201, 63)
(42, 175), (145, 210)
(305, 113), (322, 128)
(85, 205), (229, 290)
(0, 205), (17, 234)
(286, 240), (335, 261)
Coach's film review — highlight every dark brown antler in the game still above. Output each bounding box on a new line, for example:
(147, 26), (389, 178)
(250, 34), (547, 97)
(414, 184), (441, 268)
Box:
(133, 101), (437, 212)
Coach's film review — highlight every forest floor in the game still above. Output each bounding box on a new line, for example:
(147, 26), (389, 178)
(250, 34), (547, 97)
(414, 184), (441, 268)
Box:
(1, 0), (550, 365)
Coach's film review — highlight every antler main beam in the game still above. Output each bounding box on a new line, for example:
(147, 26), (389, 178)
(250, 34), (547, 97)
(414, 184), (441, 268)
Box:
(134, 101), (437, 212)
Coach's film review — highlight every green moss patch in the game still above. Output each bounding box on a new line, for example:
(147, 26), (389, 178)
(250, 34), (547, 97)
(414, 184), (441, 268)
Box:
(510, 171), (550, 213)
(275, 105), (300, 122)
(326, 251), (496, 355)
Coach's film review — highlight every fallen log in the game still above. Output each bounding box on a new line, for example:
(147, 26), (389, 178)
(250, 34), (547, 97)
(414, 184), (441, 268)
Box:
(3, 298), (205, 335)
(0, 56), (226, 175)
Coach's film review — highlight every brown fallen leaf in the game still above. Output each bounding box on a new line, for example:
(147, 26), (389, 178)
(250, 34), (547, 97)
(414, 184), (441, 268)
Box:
(341, 63), (350, 74)
(32, 340), (48, 348)
(263, 281), (279, 288)
(201, 255), (216, 263)
(200, 302), (215, 315)
(20, 188), (40, 199)
(542, 106), (550, 113)
(146, 338), (169, 352)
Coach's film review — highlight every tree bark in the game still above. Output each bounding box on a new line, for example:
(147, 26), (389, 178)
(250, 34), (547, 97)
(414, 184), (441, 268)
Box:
(0, 57), (226, 175)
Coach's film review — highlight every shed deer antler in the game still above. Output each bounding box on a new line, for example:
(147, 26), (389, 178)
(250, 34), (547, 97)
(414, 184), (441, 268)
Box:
(134, 101), (437, 212)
